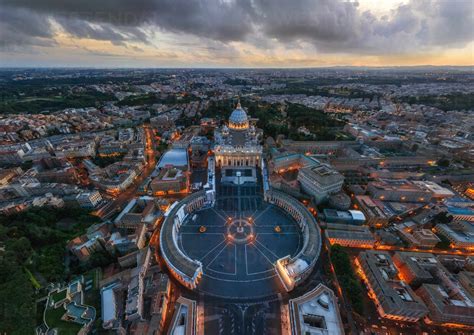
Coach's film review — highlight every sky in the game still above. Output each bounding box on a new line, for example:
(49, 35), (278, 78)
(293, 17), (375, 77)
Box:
(0, 0), (473, 68)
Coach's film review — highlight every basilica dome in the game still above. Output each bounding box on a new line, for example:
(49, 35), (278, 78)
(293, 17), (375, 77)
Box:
(229, 102), (249, 130)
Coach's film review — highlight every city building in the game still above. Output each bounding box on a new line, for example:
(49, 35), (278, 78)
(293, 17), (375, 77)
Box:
(327, 192), (351, 210)
(189, 136), (210, 169)
(297, 163), (344, 204)
(90, 161), (142, 195)
(145, 271), (171, 335)
(0, 167), (22, 185)
(156, 148), (189, 171)
(114, 196), (163, 231)
(417, 283), (474, 327)
(322, 209), (365, 225)
(288, 283), (344, 335)
(83, 159), (101, 174)
(277, 139), (349, 155)
(412, 181), (455, 200)
(106, 224), (147, 255)
(200, 117), (217, 131)
(394, 222), (441, 249)
(444, 198), (474, 222)
(150, 167), (189, 195)
(150, 115), (175, 132)
(43, 276), (96, 334)
(392, 252), (439, 287)
(55, 139), (96, 158)
(434, 221), (474, 250)
(325, 224), (375, 248)
(270, 150), (316, 173)
(355, 195), (421, 228)
(356, 250), (428, 322)
(354, 195), (391, 227)
(100, 281), (122, 330)
(367, 179), (432, 203)
(67, 223), (110, 261)
(0, 147), (25, 165)
(167, 296), (196, 335)
(458, 271), (474, 297)
(125, 248), (153, 322)
(34, 157), (80, 184)
(75, 191), (103, 209)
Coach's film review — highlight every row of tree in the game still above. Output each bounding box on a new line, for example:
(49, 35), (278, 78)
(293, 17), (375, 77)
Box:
(330, 244), (364, 315)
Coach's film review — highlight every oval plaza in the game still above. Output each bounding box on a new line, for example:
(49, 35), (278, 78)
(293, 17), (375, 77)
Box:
(159, 103), (321, 299)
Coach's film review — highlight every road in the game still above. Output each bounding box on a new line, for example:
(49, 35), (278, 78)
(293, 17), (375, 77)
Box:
(93, 124), (157, 220)
(374, 244), (474, 256)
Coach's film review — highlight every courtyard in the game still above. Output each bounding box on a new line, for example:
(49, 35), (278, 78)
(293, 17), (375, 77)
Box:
(177, 176), (304, 299)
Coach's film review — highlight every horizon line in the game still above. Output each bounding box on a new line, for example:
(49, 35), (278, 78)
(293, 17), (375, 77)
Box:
(0, 65), (473, 70)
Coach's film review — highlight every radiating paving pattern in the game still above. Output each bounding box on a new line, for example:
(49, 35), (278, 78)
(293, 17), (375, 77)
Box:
(178, 180), (303, 299)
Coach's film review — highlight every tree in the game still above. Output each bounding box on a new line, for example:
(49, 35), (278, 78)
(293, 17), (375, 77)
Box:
(0, 250), (36, 334)
(330, 244), (364, 315)
(435, 233), (451, 250)
(434, 211), (452, 224)
(437, 158), (450, 168)
(6, 237), (32, 264)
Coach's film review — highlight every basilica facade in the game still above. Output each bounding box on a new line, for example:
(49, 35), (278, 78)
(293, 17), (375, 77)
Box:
(213, 102), (263, 168)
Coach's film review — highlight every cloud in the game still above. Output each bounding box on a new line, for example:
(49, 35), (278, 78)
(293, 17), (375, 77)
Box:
(251, 0), (474, 54)
(254, 0), (359, 43)
(0, 0), (473, 59)
(414, 0), (474, 47)
(2, 0), (256, 43)
(53, 17), (150, 46)
(0, 7), (56, 50)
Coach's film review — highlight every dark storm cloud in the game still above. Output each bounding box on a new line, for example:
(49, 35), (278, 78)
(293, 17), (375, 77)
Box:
(253, 0), (359, 42)
(0, 7), (56, 49)
(1, 0), (256, 44)
(1, 0), (473, 54)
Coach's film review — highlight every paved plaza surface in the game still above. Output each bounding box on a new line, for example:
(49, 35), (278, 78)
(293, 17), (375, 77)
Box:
(178, 173), (303, 299)
(203, 299), (282, 335)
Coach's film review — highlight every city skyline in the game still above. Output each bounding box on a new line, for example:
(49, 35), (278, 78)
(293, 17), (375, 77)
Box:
(1, 0), (473, 68)
(1, 65), (473, 335)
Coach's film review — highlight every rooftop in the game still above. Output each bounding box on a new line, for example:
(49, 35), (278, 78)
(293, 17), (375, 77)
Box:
(157, 148), (188, 169)
(289, 283), (344, 335)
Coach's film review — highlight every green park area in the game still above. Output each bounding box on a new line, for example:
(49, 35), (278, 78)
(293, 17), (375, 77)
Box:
(0, 206), (100, 334)
(0, 90), (115, 114)
(399, 93), (474, 111)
